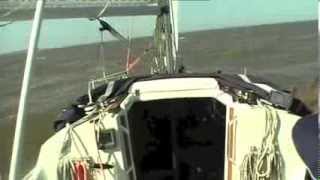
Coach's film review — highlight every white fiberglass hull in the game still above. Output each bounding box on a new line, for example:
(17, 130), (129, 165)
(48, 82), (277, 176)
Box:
(25, 76), (308, 180)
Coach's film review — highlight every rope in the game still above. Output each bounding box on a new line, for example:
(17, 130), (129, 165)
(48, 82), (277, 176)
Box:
(96, 1), (111, 19)
(126, 42), (153, 73)
(88, 0), (110, 77)
(125, 16), (133, 72)
(93, 110), (107, 179)
(57, 158), (76, 180)
(56, 100), (115, 179)
(240, 105), (284, 180)
(57, 124), (77, 179)
(74, 161), (90, 180)
(57, 123), (93, 179)
(57, 159), (90, 180)
(99, 30), (106, 77)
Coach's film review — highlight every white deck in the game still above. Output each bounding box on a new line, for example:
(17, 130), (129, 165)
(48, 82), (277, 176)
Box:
(26, 76), (306, 180)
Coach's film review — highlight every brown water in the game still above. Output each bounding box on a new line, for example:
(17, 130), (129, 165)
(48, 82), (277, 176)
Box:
(0, 20), (317, 179)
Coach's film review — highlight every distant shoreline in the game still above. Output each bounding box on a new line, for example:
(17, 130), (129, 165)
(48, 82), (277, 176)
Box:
(0, 19), (316, 56)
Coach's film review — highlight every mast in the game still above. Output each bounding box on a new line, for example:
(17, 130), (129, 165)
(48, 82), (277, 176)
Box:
(152, 0), (179, 74)
(8, 0), (45, 179)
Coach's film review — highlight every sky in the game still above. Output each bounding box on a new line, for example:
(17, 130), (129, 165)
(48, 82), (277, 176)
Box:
(0, 0), (317, 54)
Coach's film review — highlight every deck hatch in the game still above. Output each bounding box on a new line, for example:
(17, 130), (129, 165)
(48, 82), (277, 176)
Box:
(127, 98), (226, 180)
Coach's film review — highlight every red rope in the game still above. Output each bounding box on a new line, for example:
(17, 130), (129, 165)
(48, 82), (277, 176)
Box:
(126, 56), (141, 72)
(74, 161), (89, 180)
(126, 42), (152, 73)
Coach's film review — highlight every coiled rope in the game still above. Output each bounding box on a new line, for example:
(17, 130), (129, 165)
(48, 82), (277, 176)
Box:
(57, 123), (93, 179)
(74, 161), (90, 180)
(240, 105), (284, 180)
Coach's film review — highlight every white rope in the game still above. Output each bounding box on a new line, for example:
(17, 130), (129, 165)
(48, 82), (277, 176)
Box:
(57, 123), (93, 179)
(94, 110), (107, 179)
(57, 158), (76, 180)
(57, 124), (75, 179)
(240, 105), (284, 180)
(56, 96), (119, 179)
(96, 0), (111, 18)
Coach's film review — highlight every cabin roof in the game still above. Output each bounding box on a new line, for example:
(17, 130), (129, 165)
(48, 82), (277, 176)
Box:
(77, 72), (311, 115)
(53, 72), (312, 132)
